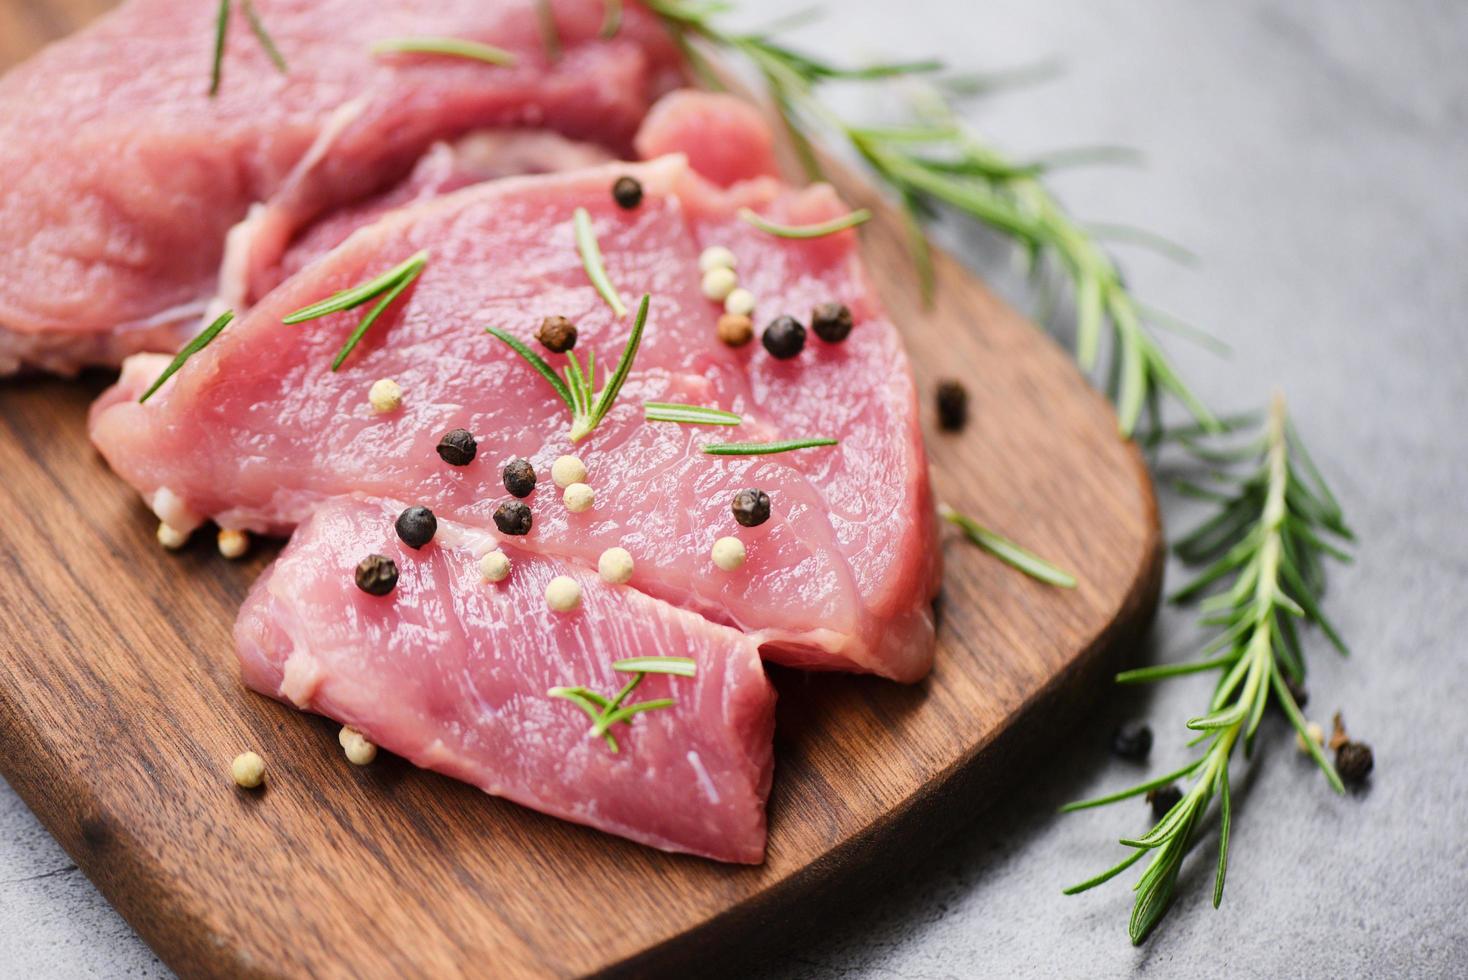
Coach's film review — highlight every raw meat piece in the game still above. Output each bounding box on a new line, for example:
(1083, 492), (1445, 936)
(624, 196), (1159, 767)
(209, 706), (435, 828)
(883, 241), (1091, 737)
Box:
(0, 0), (681, 374)
(236, 495), (775, 862)
(92, 150), (938, 680)
(634, 90), (781, 187)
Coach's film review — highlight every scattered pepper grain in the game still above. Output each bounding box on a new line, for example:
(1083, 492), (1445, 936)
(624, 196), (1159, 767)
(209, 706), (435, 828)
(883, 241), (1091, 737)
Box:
(1296, 721), (1325, 753)
(563, 482), (595, 513)
(493, 500), (533, 536)
(480, 549), (511, 583)
(1146, 784), (1182, 821)
(368, 378), (402, 414)
(395, 506), (437, 549)
(217, 528), (250, 560)
(551, 454), (587, 488)
(502, 457), (537, 498)
(355, 554), (398, 596)
(545, 575), (582, 612)
(761, 315), (805, 360)
(231, 751), (265, 789)
(436, 428), (477, 466)
(339, 726), (378, 766)
(598, 546), (634, 584)
(701, 266), (738, 302)
(936, 379), (969, 432)
(1110, 721), (1153, 761)
(157, 522), (190, 551)
(698, 245), (737, 273)
(612, 175), (643, 209)
(731, 488), (771, 528)
(711, 536), (746, 572)
(717, 313), (754, 347)
(536, 315), (577, 353)
(1335, 741), (1374, 784)
(724, 287), (756, 317)
(810, 302), (853, 343)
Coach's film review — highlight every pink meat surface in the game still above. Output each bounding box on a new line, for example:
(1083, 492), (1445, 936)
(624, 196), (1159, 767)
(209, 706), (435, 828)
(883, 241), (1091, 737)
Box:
(92, 149), (939, 680)
(0, 0), (681, 373)
(236, 495), (774, 862)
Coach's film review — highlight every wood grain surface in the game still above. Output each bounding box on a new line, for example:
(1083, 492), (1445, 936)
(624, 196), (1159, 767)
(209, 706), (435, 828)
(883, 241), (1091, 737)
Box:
(0, 5), (1162, 977)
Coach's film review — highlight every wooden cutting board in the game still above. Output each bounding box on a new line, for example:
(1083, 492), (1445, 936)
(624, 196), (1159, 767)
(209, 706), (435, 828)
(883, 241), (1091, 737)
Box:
(0, 6), (1162, 977)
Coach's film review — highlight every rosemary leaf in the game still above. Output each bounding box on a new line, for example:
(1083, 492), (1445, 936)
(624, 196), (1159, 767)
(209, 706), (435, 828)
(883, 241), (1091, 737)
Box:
(940, 505), (1078, 588)
(138, 311), (235, 404)
(601, 0), (623, 38)
(330, 265), (419, 371)
(737, 206), (872, 239)
(370, 36), (517, 66)
(484, 326), (576, 412)
(209, 0), (230, 96)
(535, 0), (562, 61)
(574, 207), (628, 318)
(702, 438), (838, 456)
(242, 0), (288, 73)
(282, 251), (428, 324)
(613, 656), (697, 677)
(643, 401), (742, 426)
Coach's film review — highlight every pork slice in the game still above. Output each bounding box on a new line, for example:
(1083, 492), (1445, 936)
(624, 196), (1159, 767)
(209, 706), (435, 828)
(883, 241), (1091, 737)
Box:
(91, 150), (938, 679)
(0, 0), (682, 373)
(235, 495), (775, 862)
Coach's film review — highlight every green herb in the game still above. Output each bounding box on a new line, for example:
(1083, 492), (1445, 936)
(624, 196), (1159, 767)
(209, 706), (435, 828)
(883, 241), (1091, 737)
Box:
(209, 0), (288, 97)
(737, 206), (872, 239)
(138, 311), (235, 404)
(643, 402), (743, 426)
(487, 293), (650, 442)
(601, 0), (623, 38)
(535, 0), (561, 61)
(648, 0), (1215, 438)
(548, 656), (694, 753)
(939, 504), (1077, 588)
(370, 36), (517, 66)
(1062, 395), (1352, 943)
(574, 207), (629, 317)
(702, 438), (838, 455)
(282, 251), (428, 371)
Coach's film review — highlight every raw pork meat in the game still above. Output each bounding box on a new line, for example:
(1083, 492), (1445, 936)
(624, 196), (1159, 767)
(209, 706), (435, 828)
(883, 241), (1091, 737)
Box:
(92, 148), (938, 680)
(0, 0), (681, 374)
(236, 496), (775, 862)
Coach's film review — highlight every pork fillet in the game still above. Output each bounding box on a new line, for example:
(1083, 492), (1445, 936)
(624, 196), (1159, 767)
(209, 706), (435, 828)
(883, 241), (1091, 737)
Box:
(236, 496), (775, 862)
(93, 148), (938, 679)
(0, 0), (680, 373)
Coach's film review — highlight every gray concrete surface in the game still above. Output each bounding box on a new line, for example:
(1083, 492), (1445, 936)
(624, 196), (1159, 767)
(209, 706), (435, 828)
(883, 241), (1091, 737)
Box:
(3, 1), (1466, 976)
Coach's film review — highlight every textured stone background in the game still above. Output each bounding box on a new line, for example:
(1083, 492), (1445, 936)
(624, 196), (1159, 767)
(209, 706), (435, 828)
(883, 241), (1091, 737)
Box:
(3, 0), (1465, 976)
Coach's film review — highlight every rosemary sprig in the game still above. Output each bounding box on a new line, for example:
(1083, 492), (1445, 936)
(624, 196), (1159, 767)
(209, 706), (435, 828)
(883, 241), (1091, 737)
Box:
(643, 402), (743, 426)
(370, 36), (517, 66)
(939, 504), (1077, 588)
(487, 293), (650, 442)
(209, 0), (287, 97)
(648, 1), (1215, 438)
(703, 437), (837, 455)
(1063, 395), (1352, 943)
(283, 251), (428, 371)
(535, 0), (561, 62)
(738, 206), (872, 239)
(138, 311), (235, 404)
(574, 207), (629, 317)
(548, 657), (695, 752)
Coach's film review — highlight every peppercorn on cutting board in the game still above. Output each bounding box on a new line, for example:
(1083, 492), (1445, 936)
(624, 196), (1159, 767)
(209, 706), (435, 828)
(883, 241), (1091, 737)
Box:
(0, 6), (1162, 978)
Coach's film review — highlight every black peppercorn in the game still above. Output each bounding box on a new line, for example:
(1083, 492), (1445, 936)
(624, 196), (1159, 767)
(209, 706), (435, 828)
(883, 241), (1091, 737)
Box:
(436, 428), (477, 466)
(354, 554), (398, 596)
(394, 506), (437, 549)
(761, 315), (806, 360)
(502, 458), (536, 498)
(731, 488), (771, 528)
(1284, 676), (1309, 709)
(493, 500), (533, 536)
(536, 315), (577, 353)
(1110, 720), (1153, 761)
(611, 175), (643, 209)
(1335, 741), (1374, 784)
(936, 380), (969, 432)
(810, 302), (854, 343)
(1146, 784), (1183, 821)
